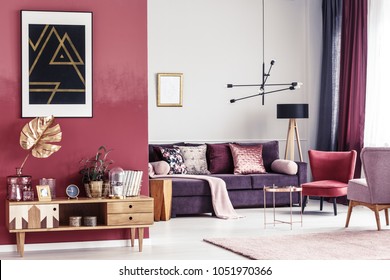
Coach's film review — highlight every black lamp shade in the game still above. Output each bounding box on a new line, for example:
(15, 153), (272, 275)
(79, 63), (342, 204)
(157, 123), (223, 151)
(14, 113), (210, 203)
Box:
(277, 104), (309, 119)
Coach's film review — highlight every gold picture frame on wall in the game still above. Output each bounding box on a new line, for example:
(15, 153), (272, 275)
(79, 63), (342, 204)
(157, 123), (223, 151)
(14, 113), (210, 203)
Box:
(157, 73), (183, 107)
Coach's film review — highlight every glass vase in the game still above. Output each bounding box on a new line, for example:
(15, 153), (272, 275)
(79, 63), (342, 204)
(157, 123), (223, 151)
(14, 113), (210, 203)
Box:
(7, 168), (32, 201)
(109, 167), (125, 198)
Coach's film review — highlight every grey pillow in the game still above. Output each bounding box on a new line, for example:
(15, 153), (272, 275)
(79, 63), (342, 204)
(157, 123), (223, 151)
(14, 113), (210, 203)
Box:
(174, 145), (210, 175)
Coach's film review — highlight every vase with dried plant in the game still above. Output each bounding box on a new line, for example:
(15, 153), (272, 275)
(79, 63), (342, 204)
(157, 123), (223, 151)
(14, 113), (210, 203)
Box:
(7, 116), (62, 201)
(79, 146), (113, 198)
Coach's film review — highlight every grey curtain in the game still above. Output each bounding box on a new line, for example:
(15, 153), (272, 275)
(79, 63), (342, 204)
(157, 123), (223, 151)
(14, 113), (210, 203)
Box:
(316, 0), (343, 151)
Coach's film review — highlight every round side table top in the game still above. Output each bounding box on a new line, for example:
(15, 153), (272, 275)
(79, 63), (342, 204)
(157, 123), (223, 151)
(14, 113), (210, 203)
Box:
(263, 185), (302, 193)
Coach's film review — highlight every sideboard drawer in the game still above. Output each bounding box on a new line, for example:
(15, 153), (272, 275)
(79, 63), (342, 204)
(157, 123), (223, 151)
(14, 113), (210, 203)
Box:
(107, 201), (153, 214)
(107, 213), (154, 226)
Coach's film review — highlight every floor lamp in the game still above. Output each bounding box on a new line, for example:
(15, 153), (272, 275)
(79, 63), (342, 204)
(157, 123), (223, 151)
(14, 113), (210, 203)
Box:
(277, 104), (309, 162)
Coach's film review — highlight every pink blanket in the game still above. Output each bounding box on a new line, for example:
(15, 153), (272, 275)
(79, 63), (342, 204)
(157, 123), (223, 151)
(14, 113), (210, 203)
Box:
(150, 174), (243, 219)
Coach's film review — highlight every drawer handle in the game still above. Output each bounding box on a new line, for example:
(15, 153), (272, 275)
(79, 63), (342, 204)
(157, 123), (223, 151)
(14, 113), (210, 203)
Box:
(128, 216), (133, 220)
(53, 207), (57, 211)
(128, 205), (133, 208)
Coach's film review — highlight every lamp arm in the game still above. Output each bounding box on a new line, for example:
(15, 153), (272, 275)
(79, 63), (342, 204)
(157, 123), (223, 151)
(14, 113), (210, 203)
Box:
(262, 87), (295, 96)
(230, 93), (262, 103)
(230, 87), (294, 104)
(227, 84), (263, 88)
(227, 82), (298, 88)
(262, 60), (274, 87)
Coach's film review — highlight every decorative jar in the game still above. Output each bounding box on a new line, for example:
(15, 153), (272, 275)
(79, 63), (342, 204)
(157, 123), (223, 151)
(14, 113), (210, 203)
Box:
(7, 168), (32, 201)
(39, 178), (56, 198)
(69, 216), (82, 227)
(83, 216), (97, 226)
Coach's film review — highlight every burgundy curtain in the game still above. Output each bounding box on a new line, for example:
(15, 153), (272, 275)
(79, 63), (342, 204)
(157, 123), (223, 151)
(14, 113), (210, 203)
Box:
(338, 0), (368, 177)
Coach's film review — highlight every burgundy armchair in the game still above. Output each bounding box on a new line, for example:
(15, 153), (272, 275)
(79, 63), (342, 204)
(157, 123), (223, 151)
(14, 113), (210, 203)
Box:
(301, 150), (357, 215)
(345, 147), (390, 230)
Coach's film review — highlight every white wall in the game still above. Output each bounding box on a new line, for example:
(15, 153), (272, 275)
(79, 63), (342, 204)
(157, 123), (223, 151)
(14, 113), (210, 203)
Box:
(148, 0), (322, 161)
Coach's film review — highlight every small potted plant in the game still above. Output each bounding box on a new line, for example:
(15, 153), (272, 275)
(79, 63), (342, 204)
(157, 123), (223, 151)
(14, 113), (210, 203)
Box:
(79, 146), (113, 198)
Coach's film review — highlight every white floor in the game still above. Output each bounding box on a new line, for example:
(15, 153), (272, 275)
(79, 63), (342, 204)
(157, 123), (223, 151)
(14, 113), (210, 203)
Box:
(0, 199), (388, 260)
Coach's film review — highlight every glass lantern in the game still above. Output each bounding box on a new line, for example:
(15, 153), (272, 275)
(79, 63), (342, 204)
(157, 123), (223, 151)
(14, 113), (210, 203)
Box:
(109, 167), (125, 198)
(7, 168), (32, 201)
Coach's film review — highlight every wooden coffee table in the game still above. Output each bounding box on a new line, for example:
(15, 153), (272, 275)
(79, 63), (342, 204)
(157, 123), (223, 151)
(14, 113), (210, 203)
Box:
(263, 185), (303, 230)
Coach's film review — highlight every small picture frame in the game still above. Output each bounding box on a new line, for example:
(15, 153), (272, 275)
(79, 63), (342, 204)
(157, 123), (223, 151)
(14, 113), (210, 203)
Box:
(157, 73), (183, 107)
(36, 185), (52, 201)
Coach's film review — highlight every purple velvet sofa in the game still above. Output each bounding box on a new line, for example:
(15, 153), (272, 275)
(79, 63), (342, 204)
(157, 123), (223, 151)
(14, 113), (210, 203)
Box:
(149, 141), (308, 217)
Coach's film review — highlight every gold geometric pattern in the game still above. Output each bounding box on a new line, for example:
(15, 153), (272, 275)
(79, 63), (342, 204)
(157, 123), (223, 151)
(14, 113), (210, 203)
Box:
(29, 25), (85, 104)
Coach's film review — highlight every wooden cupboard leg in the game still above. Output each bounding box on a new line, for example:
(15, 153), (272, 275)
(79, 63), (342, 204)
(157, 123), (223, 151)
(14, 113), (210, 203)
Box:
(130, 228), (136, 247)
(138, 228), (144, 252)
(16, 232), (25, 257)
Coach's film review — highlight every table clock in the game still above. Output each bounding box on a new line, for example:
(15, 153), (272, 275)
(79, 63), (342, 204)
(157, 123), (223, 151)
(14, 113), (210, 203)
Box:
(66, 184), (80, 199)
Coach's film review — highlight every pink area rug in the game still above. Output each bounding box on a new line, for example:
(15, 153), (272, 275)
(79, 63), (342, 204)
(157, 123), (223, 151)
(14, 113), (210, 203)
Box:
(204, 230), (390, 260)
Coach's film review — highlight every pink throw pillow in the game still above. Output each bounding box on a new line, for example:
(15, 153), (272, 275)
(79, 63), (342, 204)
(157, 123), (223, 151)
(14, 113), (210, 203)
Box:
(149, 161), (171, 176)
(271, 159), (298, 175)
(229, 143), (266, 174)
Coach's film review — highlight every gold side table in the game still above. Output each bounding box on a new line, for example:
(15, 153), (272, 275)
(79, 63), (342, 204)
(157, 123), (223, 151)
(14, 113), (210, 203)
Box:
(263, 185), (303, 230)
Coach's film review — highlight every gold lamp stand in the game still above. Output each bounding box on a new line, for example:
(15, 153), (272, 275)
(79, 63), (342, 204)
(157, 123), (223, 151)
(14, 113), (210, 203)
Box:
(284, 118), (303, 162)
(277, 104), (308, 162)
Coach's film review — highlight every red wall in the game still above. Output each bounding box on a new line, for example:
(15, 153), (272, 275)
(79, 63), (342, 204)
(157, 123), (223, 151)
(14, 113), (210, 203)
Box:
(0, 0), (148, 245)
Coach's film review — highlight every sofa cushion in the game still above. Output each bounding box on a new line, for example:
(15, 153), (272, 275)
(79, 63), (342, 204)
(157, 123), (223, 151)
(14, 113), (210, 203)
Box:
(206, 143), (234, 174)
(271, 159), (298, 175)
(171, 178), (211, 196)
(229, 143), (266, 174)
(251, 173), (299, 189)
(159, 147), (188, 174)
(174, 145), (210, 175)
(211, 174), (252, 190)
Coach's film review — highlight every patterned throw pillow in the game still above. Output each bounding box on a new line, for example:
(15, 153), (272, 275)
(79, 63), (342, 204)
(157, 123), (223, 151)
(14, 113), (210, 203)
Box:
(174, 145), (211, 175)
(229, 143), (266, 174)
(159, 147), (187, 174)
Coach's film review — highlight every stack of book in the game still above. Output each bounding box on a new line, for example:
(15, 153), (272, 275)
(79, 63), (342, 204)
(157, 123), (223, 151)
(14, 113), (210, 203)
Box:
(123, 170), (143, 197)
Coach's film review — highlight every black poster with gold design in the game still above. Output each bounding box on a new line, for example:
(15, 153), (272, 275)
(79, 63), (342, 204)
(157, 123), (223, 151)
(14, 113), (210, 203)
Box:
(21, 11), (92, 117)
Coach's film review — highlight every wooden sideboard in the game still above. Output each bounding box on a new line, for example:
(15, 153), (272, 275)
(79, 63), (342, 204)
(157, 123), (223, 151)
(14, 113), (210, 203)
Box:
(5, 195), (154, 257)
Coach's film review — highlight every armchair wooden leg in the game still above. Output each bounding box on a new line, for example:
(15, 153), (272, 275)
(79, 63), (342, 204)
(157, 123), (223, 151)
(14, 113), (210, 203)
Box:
(385, 209), (389, 226)
(345, 200), (354, 228)
(333, 198), (337, 216)
(374, 205), (381, 231)
(320, 197), (323, 211)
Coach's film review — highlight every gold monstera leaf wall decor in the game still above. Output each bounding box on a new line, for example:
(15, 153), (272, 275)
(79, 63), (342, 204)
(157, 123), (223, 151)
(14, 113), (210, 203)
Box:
(19, 115), (62, 169)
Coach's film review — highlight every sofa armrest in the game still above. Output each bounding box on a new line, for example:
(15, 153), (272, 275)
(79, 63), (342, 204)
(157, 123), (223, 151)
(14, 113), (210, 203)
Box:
(295, 161), (308, 186)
